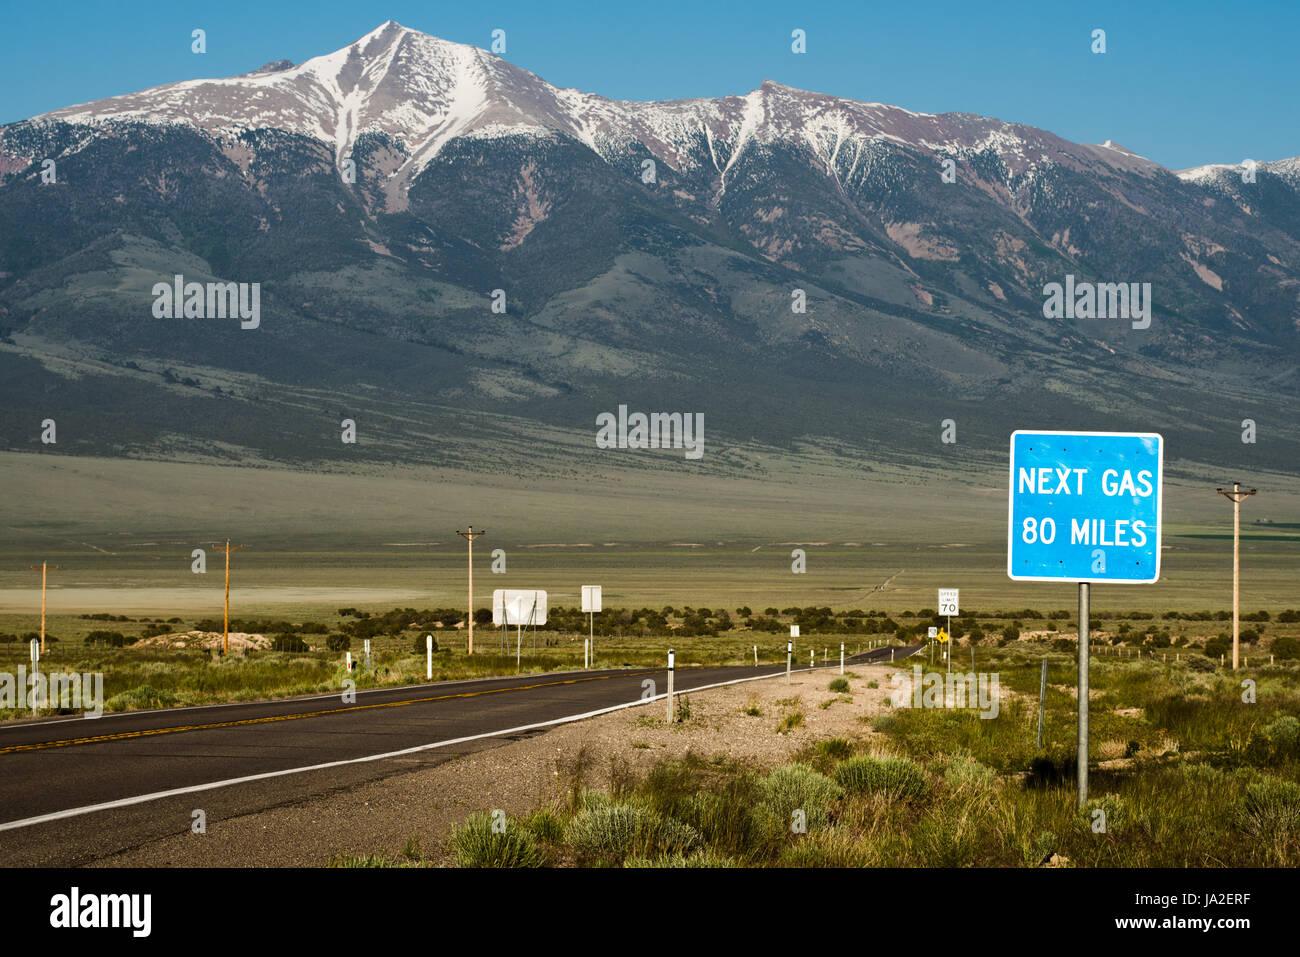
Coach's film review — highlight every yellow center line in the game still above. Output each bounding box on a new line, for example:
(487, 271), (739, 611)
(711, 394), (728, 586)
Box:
(0, 669), (659, 756)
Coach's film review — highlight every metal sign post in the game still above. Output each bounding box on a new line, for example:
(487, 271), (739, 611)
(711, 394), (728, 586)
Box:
(582, 586), (602, 667)
(1078, 582), (1090, 805)
(1008, 431), (1163, 808)
(939, 589), (958, 675)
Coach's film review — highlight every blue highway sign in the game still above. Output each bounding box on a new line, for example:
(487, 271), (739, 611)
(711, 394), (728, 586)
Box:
(1007, 431), (1163, 583)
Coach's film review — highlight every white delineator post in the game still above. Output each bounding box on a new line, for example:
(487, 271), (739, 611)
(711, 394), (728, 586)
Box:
(753, 645), (758, 666)
(786, 640), (792, 685)
(30, 639), (39, 714)
(840, 643), (844, 675)
(426, 635), (433, 680)
(666, 649), (675, 722)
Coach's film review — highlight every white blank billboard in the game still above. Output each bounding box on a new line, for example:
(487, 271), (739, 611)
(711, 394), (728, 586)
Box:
(492, 589), (548, 626)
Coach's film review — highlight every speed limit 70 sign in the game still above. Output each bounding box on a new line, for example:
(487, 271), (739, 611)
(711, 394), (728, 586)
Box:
(938, 589), (958, 617)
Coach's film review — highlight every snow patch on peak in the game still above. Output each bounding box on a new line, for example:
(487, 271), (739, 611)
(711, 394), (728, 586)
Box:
(1177, 163), (1234, 183)
(721, 87), (766, 183)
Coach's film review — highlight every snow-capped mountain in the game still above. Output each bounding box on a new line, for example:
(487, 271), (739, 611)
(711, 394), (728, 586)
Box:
(1, 22), (1298, 475)
(30, 21), (1162, 202)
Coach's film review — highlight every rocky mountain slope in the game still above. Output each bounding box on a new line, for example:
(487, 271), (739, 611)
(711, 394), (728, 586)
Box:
(1, 21), (1296, 476)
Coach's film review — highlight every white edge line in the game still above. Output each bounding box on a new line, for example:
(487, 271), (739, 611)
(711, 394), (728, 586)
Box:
(0, 666), (832, 834)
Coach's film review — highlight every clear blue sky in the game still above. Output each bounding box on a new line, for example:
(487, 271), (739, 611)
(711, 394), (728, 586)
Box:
(2, 0), (1294, 170)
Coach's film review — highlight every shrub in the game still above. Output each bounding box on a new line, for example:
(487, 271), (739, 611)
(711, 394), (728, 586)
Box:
(675, 695), (692, 721)
(1204, 636), (1231, 660)
(1248, 715), (1300, 763)
(326, 634), (352, 652)
(636, 815), (701, 855)
(943, 752), (996, 791)
(106, 685), (176, 711)
(85, 630), (129, 647)
(828, 677), (850, 693)
(565, 802), (647, 860)
(1237, 777), (1300, 838)
(1083, 793), (1129, 834)
(624, 850), (736, 868)
(814, 738), (854, 762)
(757, 764), (843, 830)
(522, 809), (565, 845)
(271, 633), (309, 653)
(1271, 636), (1300, 660)
(450, 812), (543, 867)
(834, 756), (929, 803)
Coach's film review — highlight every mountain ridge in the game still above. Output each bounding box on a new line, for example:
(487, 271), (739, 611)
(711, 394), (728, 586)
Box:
(1, 22), (1297, 479)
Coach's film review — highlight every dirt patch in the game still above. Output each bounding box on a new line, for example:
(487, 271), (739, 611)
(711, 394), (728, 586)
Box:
(131, 630), (270, 652)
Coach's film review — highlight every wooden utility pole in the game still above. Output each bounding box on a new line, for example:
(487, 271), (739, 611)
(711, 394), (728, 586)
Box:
(212, 540), (243, 656)
(456, 526), (486, 654)
(1216, 482), (1256, 670)
(28, 563), (61, 653)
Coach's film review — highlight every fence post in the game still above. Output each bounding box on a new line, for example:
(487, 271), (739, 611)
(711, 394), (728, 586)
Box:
(1037, 658), (1048, 749)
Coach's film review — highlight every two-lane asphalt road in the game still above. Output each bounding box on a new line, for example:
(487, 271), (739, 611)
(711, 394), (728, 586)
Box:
(0, 645), (919, 865)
